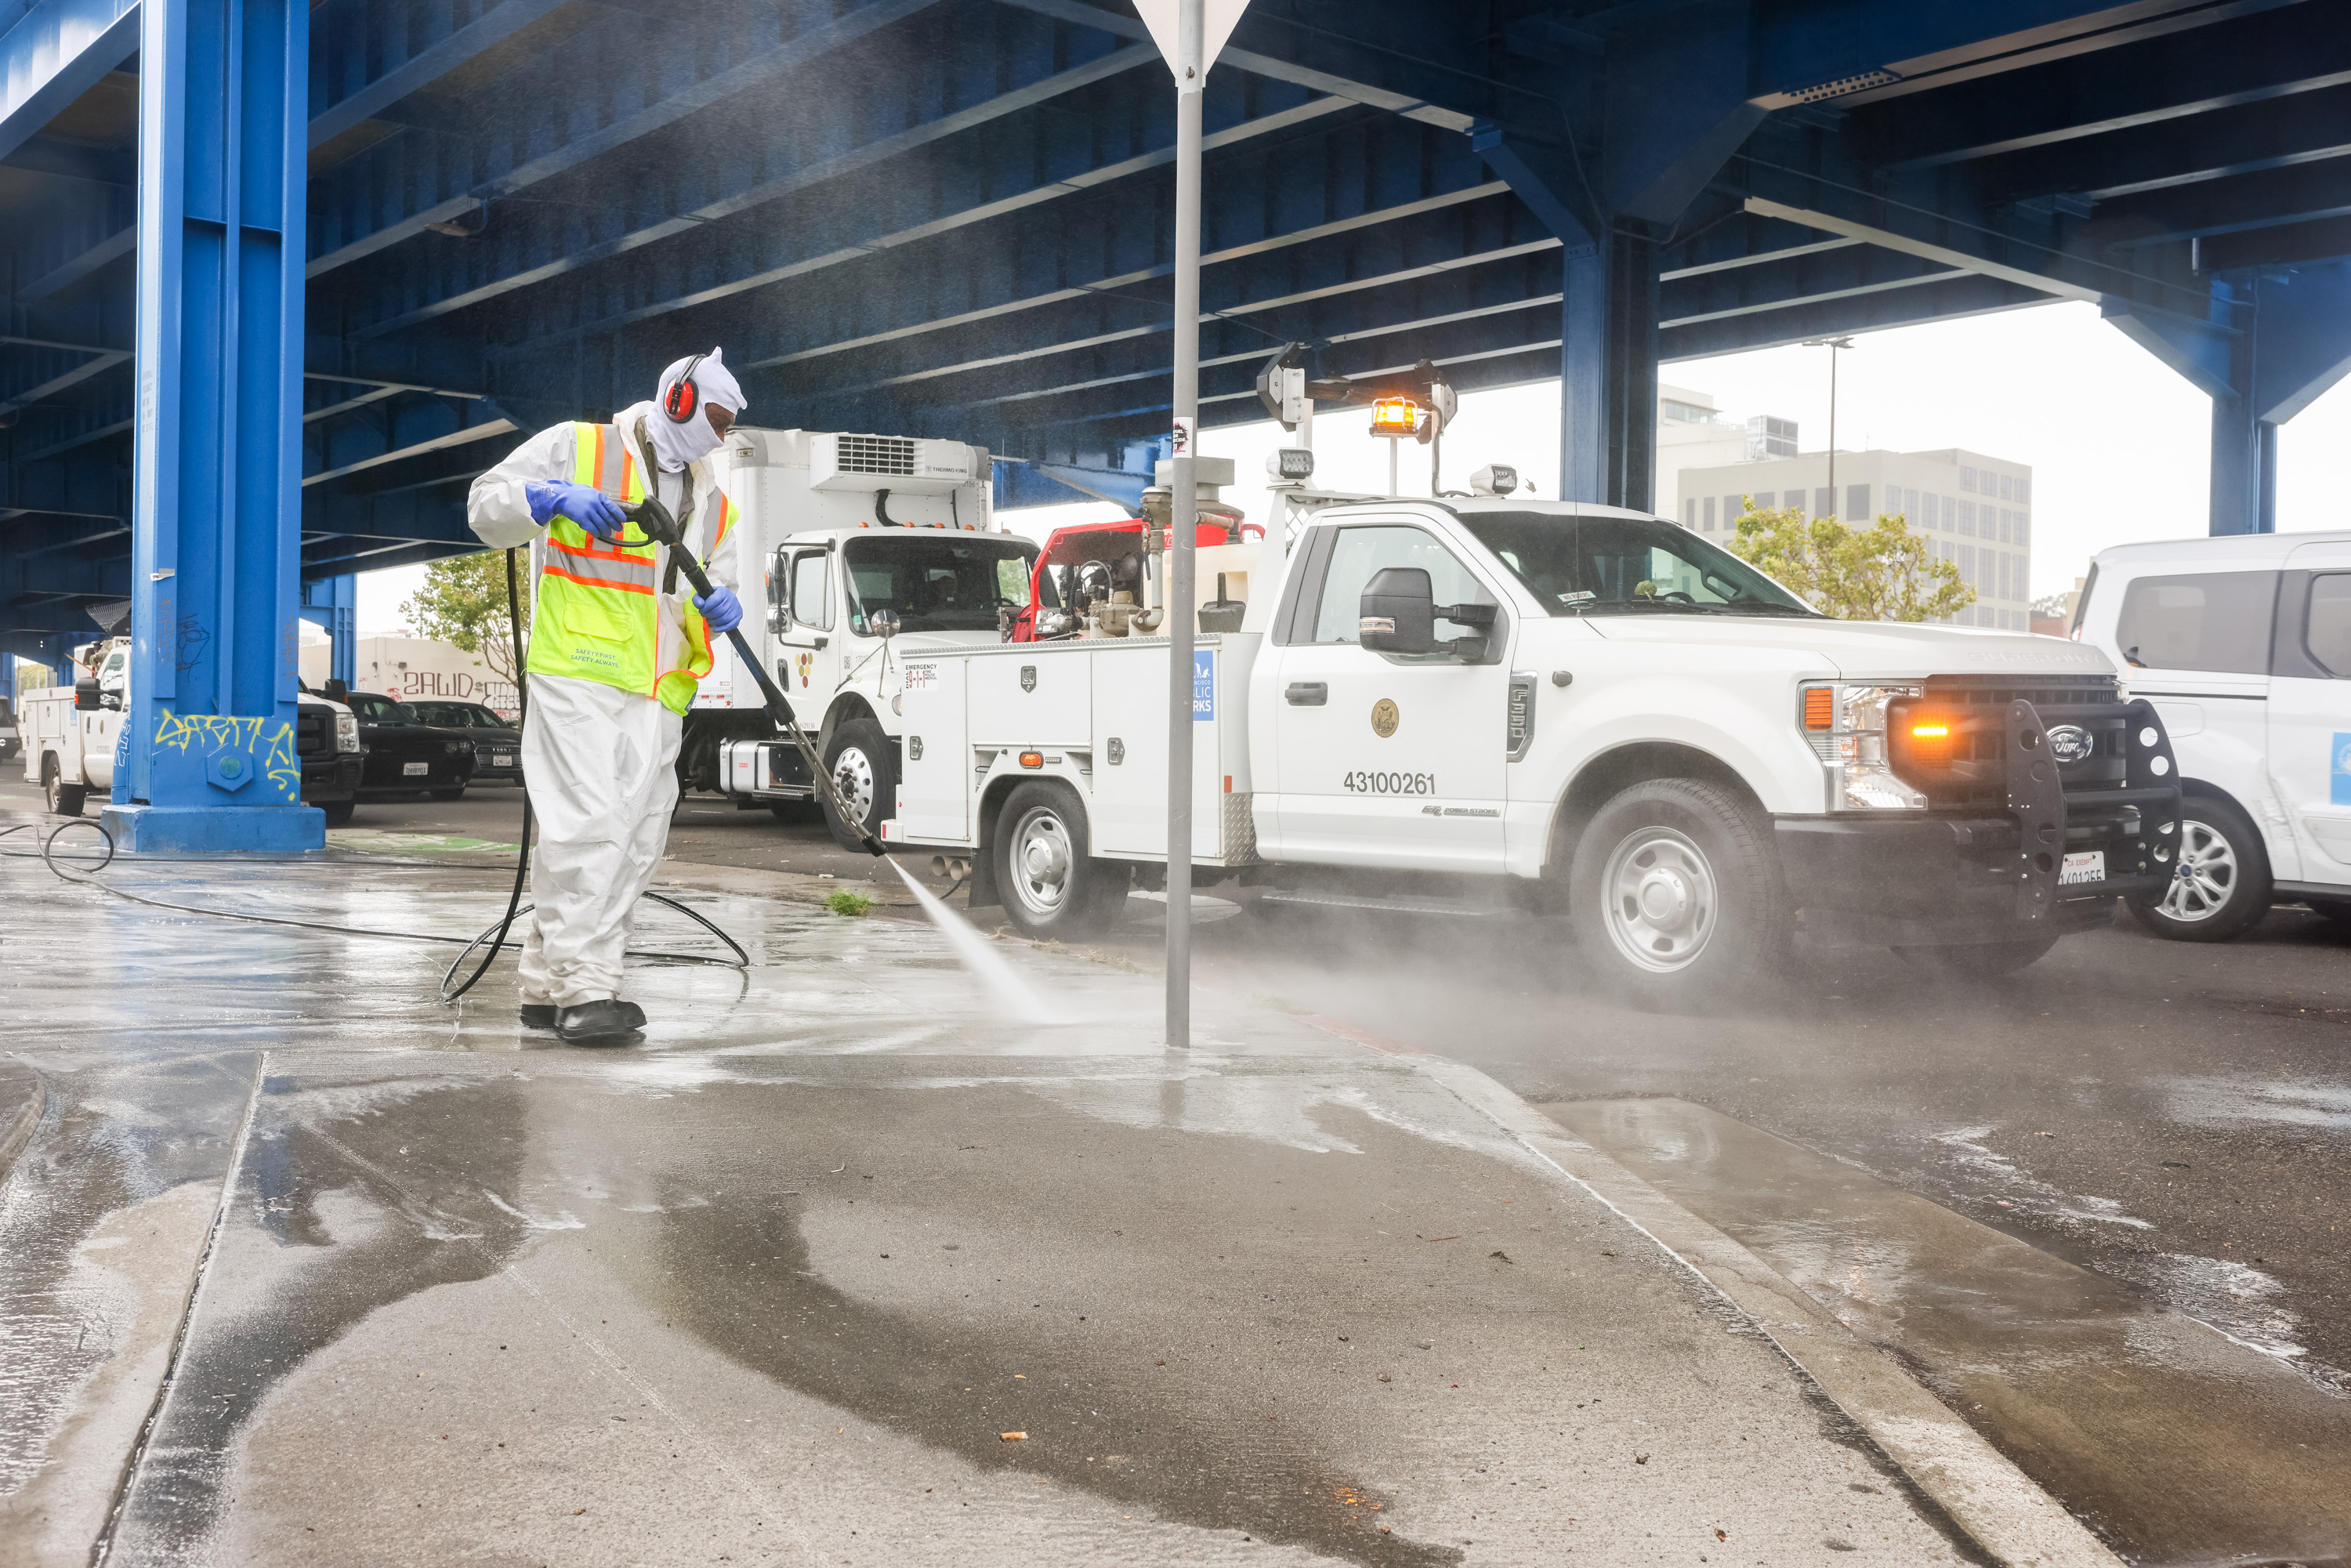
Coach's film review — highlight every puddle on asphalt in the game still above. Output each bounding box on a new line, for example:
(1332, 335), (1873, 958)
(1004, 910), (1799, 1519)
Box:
(1545, 1097), (2351, 1568)
(2164, 1076), (2351, 1131)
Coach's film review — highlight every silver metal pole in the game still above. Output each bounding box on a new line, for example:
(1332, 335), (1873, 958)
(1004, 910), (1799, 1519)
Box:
(1165, 0), (1203, 1049)
(1387, 436), (1398, 496)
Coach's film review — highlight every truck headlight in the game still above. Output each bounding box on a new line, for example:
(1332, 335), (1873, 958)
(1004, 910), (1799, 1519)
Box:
(1802, 683), (1927, 809)
(335, 712), (360, 753)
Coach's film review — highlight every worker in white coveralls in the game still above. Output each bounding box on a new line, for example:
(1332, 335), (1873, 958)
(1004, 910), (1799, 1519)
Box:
(466, 349), (747, 1044)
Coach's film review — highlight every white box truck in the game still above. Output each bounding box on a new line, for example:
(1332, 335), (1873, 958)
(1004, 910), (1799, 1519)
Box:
(886, 497), (2184, 1003)
(2072, 529), (2351, 940)
(678, 428), (1038, 849)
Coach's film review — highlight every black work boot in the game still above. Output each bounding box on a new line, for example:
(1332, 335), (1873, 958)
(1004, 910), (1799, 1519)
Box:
(520, 1004), (557, 1030)
(611, 999), (647, 1029)
(555, 999), (643, 1045)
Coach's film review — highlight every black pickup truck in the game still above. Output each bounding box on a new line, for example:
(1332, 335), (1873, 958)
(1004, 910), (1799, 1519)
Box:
(342, 690), (476, 799)
(408, 700), (523, 783)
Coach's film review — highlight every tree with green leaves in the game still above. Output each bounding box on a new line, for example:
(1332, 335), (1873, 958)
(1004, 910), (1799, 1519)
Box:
(1726, 502), (1976, 623)
(399, 550), (533, 683)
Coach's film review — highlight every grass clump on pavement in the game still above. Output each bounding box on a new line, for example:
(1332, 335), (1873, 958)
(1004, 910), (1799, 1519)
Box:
(825, 889), (872, 918)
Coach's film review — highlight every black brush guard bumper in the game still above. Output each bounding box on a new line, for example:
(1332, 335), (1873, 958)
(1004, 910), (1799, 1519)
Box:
(1777, 696), (2183, 949)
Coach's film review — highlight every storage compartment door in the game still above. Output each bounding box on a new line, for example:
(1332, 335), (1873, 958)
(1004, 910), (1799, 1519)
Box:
(895, 657), (971, 844)
(969, 649), (1091, 745)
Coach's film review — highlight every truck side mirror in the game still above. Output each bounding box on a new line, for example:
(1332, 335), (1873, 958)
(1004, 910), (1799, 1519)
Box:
(73, 678), (102, 712)
(323, 678), (349, 704)
(1360, 567), (1435, 655)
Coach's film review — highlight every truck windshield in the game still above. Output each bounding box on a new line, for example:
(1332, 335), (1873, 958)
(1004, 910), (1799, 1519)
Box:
(1455, 511), (1817, 617)
(842, 536), (1038, 635)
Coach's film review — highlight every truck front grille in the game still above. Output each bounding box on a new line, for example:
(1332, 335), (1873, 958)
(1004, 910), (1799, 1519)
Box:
(295, 708), (331, 759)
(1889, 675), (2122, 811)
(1889, 675), (2180, 904)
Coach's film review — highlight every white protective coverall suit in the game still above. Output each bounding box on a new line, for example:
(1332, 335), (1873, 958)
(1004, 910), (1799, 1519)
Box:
(465, 353), (747, 1009)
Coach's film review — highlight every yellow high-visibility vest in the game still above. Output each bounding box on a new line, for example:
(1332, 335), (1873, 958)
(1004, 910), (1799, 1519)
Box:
(530, 422), (738, 715)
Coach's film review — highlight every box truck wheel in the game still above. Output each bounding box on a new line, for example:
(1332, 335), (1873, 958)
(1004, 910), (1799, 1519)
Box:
(2125, 794), (2271, 943)
(820, 718), (897, 852)
(993, 780), (1118, 940)
(43, 757), (84, 817)
(1568, 777), (1782, 1010)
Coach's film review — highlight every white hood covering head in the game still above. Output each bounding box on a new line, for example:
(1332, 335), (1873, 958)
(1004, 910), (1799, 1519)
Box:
(644, 346), (747, 472)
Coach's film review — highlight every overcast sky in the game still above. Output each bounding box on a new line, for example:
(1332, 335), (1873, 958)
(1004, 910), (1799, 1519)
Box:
(354, 299), (2351, 632)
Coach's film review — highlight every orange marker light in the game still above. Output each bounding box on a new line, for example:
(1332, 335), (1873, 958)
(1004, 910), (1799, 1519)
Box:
(1911, 723), (1949, 738)
(1802, 687), (1834, 730)
(1019, 751), (1044, 769)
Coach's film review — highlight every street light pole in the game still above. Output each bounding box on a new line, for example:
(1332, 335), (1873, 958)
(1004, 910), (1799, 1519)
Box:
(1804, 336), (1853, 518)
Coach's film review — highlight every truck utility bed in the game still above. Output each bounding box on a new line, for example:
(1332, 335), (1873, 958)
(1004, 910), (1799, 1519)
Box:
(886, 633), (1259, 867)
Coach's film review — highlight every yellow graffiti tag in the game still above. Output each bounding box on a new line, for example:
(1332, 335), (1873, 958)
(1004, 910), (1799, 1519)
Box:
(153, 710), (301, 802)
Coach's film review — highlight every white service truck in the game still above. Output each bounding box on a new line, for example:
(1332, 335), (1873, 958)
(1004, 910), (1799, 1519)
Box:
(885, 497), (2185, 1003)
(676, 427), (1039, 849)
(21, 636), (364, 818)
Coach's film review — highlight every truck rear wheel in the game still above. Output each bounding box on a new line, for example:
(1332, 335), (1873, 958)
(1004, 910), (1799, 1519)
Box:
(44, 759), (85, 818)
(993, 780), (1121, 940)
(820, 718), (896, 852)
(2125, 794), (2270, 943)
(1568, 778), (1783, 1011)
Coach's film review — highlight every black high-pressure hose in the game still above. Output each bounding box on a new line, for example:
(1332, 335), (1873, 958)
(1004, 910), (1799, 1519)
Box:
(439, 547), (535, 1002)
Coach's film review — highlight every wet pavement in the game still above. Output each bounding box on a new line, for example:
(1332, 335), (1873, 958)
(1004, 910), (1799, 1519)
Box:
(1, 808), (2018, 1567)
(9, 777), (2349, 1565)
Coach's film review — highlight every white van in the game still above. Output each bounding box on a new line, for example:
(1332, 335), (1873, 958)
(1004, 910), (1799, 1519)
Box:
(2074, 531), (2351, 940)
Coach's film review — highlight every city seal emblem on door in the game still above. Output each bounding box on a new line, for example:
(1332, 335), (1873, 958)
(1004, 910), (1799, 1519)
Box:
(1371, 698), (1400, 738)
(2046, 723), (2094, 765)
(1020, 664), (1037, 693)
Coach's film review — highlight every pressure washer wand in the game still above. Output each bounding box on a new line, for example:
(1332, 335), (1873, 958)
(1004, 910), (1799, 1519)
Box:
(621, 497), (887, 856)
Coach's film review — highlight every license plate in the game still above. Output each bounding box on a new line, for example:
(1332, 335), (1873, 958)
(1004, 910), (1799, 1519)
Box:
(403, 761), (429, 777)
(491, 754), (514, 767)
(2059, 849), (2105, 886)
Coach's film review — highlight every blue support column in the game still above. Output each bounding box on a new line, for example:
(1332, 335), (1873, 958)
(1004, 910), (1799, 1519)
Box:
(299, 574), (357, 687)
(104, 0), (318, 853)
(2106, 260), (2351, 536)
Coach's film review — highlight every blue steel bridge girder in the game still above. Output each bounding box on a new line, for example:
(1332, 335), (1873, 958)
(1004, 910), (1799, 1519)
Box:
(1973, 79), (2351, 209)
(737, 177), (1545, 407)
(684, 115), (1504, 382)
(334, 53), (1345, 360)
(1848, 2), (2351, 174)
(805, 245), (1570, 438)
(302, 0), (953, 278)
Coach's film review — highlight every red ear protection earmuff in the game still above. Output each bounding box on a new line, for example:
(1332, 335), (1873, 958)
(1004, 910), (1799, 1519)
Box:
(663, 351), (708, 424)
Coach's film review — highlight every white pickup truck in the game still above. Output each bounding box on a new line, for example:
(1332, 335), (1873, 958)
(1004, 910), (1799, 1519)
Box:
(886, 498), (2184, 1002)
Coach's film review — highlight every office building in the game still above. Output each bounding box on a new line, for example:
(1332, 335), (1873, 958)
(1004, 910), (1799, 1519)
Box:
(1675, 447), (2035, 630)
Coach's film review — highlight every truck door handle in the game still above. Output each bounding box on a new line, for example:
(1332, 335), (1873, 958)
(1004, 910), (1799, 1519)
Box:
(1285, 682), (1327, 706)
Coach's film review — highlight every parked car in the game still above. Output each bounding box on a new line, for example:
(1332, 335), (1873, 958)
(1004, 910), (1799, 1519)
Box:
(341, 690), (476, 799)
(408, 700), (523, 783)
(2074, 529), (2351, 940)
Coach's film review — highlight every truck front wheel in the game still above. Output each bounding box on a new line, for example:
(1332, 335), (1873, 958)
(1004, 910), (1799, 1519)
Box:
(993, 780), (1121, 940)
(820, 718), (897, 852)
(43, 759), (85, 818)
(1568, 778), (1783, 1010)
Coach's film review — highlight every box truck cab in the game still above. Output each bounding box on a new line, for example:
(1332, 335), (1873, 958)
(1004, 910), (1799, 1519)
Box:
(673, 427), (1033, 850)
(889, 499), (2183, 1005)
(2074, 530), (2351, 940)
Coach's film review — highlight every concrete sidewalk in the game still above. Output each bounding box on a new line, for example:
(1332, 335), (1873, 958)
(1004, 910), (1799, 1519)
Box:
(0, 830), (2103, 1566)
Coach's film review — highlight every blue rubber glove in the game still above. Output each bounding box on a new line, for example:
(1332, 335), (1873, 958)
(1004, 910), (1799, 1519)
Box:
(694, 585), (742, 636)
(526, 480), (627, 542)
